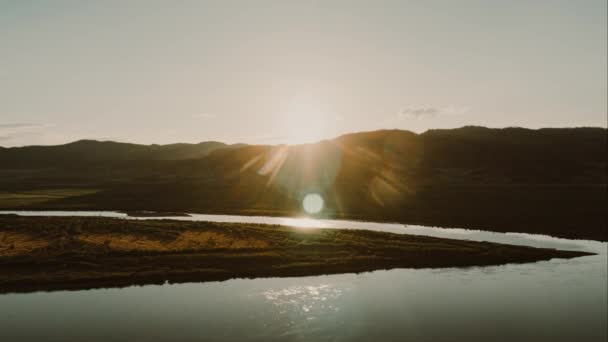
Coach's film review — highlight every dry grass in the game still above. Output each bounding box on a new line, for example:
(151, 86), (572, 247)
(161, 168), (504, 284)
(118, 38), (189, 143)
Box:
(77, 231), (269, 252)
(0, 232), (49, 256)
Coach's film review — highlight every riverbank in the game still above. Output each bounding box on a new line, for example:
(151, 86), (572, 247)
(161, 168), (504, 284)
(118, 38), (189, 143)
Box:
(0, 215), (592, 294)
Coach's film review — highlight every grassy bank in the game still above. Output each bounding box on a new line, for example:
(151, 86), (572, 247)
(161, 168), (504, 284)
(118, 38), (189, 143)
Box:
(0, 215), (592, 294)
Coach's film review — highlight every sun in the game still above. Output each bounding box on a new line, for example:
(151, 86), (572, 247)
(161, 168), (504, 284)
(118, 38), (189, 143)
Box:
(279, 97), (334, 144)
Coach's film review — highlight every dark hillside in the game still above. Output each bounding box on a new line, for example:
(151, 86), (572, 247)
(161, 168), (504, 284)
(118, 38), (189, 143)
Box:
(0, 140), (235, 167)
(1, 127), (606, 240)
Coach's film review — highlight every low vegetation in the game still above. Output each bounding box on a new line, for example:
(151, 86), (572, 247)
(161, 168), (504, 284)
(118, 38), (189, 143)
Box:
(0, 189), (100, 208)
(0, 215), (592, 294)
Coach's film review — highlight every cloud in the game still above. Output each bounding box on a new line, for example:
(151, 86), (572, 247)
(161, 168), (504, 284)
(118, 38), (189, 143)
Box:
(0, 123), (48, 145)
(0, 131), (39, 142)
(0, 123), (43, 129)
(398, 105), (469, 120)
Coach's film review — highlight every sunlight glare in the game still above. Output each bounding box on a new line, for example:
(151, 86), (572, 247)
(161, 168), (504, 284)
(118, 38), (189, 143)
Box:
(278, 217), (329, 229)
(279, 96), (334, 144)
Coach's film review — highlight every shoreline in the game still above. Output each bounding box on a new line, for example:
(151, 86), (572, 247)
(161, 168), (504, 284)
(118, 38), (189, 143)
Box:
(0, 215), (593, 294)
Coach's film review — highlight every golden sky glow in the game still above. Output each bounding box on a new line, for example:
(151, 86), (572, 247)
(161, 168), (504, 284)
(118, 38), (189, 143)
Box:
(0, 1), (606, 147)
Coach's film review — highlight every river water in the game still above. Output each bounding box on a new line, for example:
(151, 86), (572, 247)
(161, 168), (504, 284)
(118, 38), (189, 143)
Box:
(0, 211), (606, 341)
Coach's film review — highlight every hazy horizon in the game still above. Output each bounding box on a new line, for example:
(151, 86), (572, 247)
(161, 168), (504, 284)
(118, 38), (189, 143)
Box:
(1, 0), (606, 147)
(1, 124), (607, 148)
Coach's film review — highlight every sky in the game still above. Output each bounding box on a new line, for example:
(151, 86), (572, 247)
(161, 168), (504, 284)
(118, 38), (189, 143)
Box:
(1, 0), (606, 147)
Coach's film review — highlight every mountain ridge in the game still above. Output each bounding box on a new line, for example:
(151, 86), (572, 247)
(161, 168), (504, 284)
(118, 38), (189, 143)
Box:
(3, 125), (605, 149)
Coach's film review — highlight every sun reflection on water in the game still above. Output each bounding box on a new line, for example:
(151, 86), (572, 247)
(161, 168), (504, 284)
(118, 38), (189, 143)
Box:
(277, 217), (332, 229)
(262, 284), (344, 320)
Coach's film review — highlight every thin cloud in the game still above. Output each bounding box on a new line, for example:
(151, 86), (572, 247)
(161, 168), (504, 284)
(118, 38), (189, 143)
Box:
(0, 123), (49, 145)
(398, 105), (469, 119)
(0, 131), (40, 141)
(0, 123), (43, 129)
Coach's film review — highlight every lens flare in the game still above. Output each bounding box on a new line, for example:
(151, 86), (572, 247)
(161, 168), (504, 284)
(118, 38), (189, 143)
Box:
(302, 193), (324, 214)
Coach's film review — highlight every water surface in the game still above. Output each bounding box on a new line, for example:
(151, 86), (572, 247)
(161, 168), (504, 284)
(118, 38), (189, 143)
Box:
(0, 211), (605, 341)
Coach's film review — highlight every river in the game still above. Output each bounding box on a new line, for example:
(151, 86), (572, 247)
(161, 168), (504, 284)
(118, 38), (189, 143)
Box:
(0, 211), (606, 341)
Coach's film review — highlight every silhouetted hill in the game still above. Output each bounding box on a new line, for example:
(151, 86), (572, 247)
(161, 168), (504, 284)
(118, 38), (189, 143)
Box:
(0, 126), (606, 240)
(420, 126), (606, 183)
(0, 140), (240, 166)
